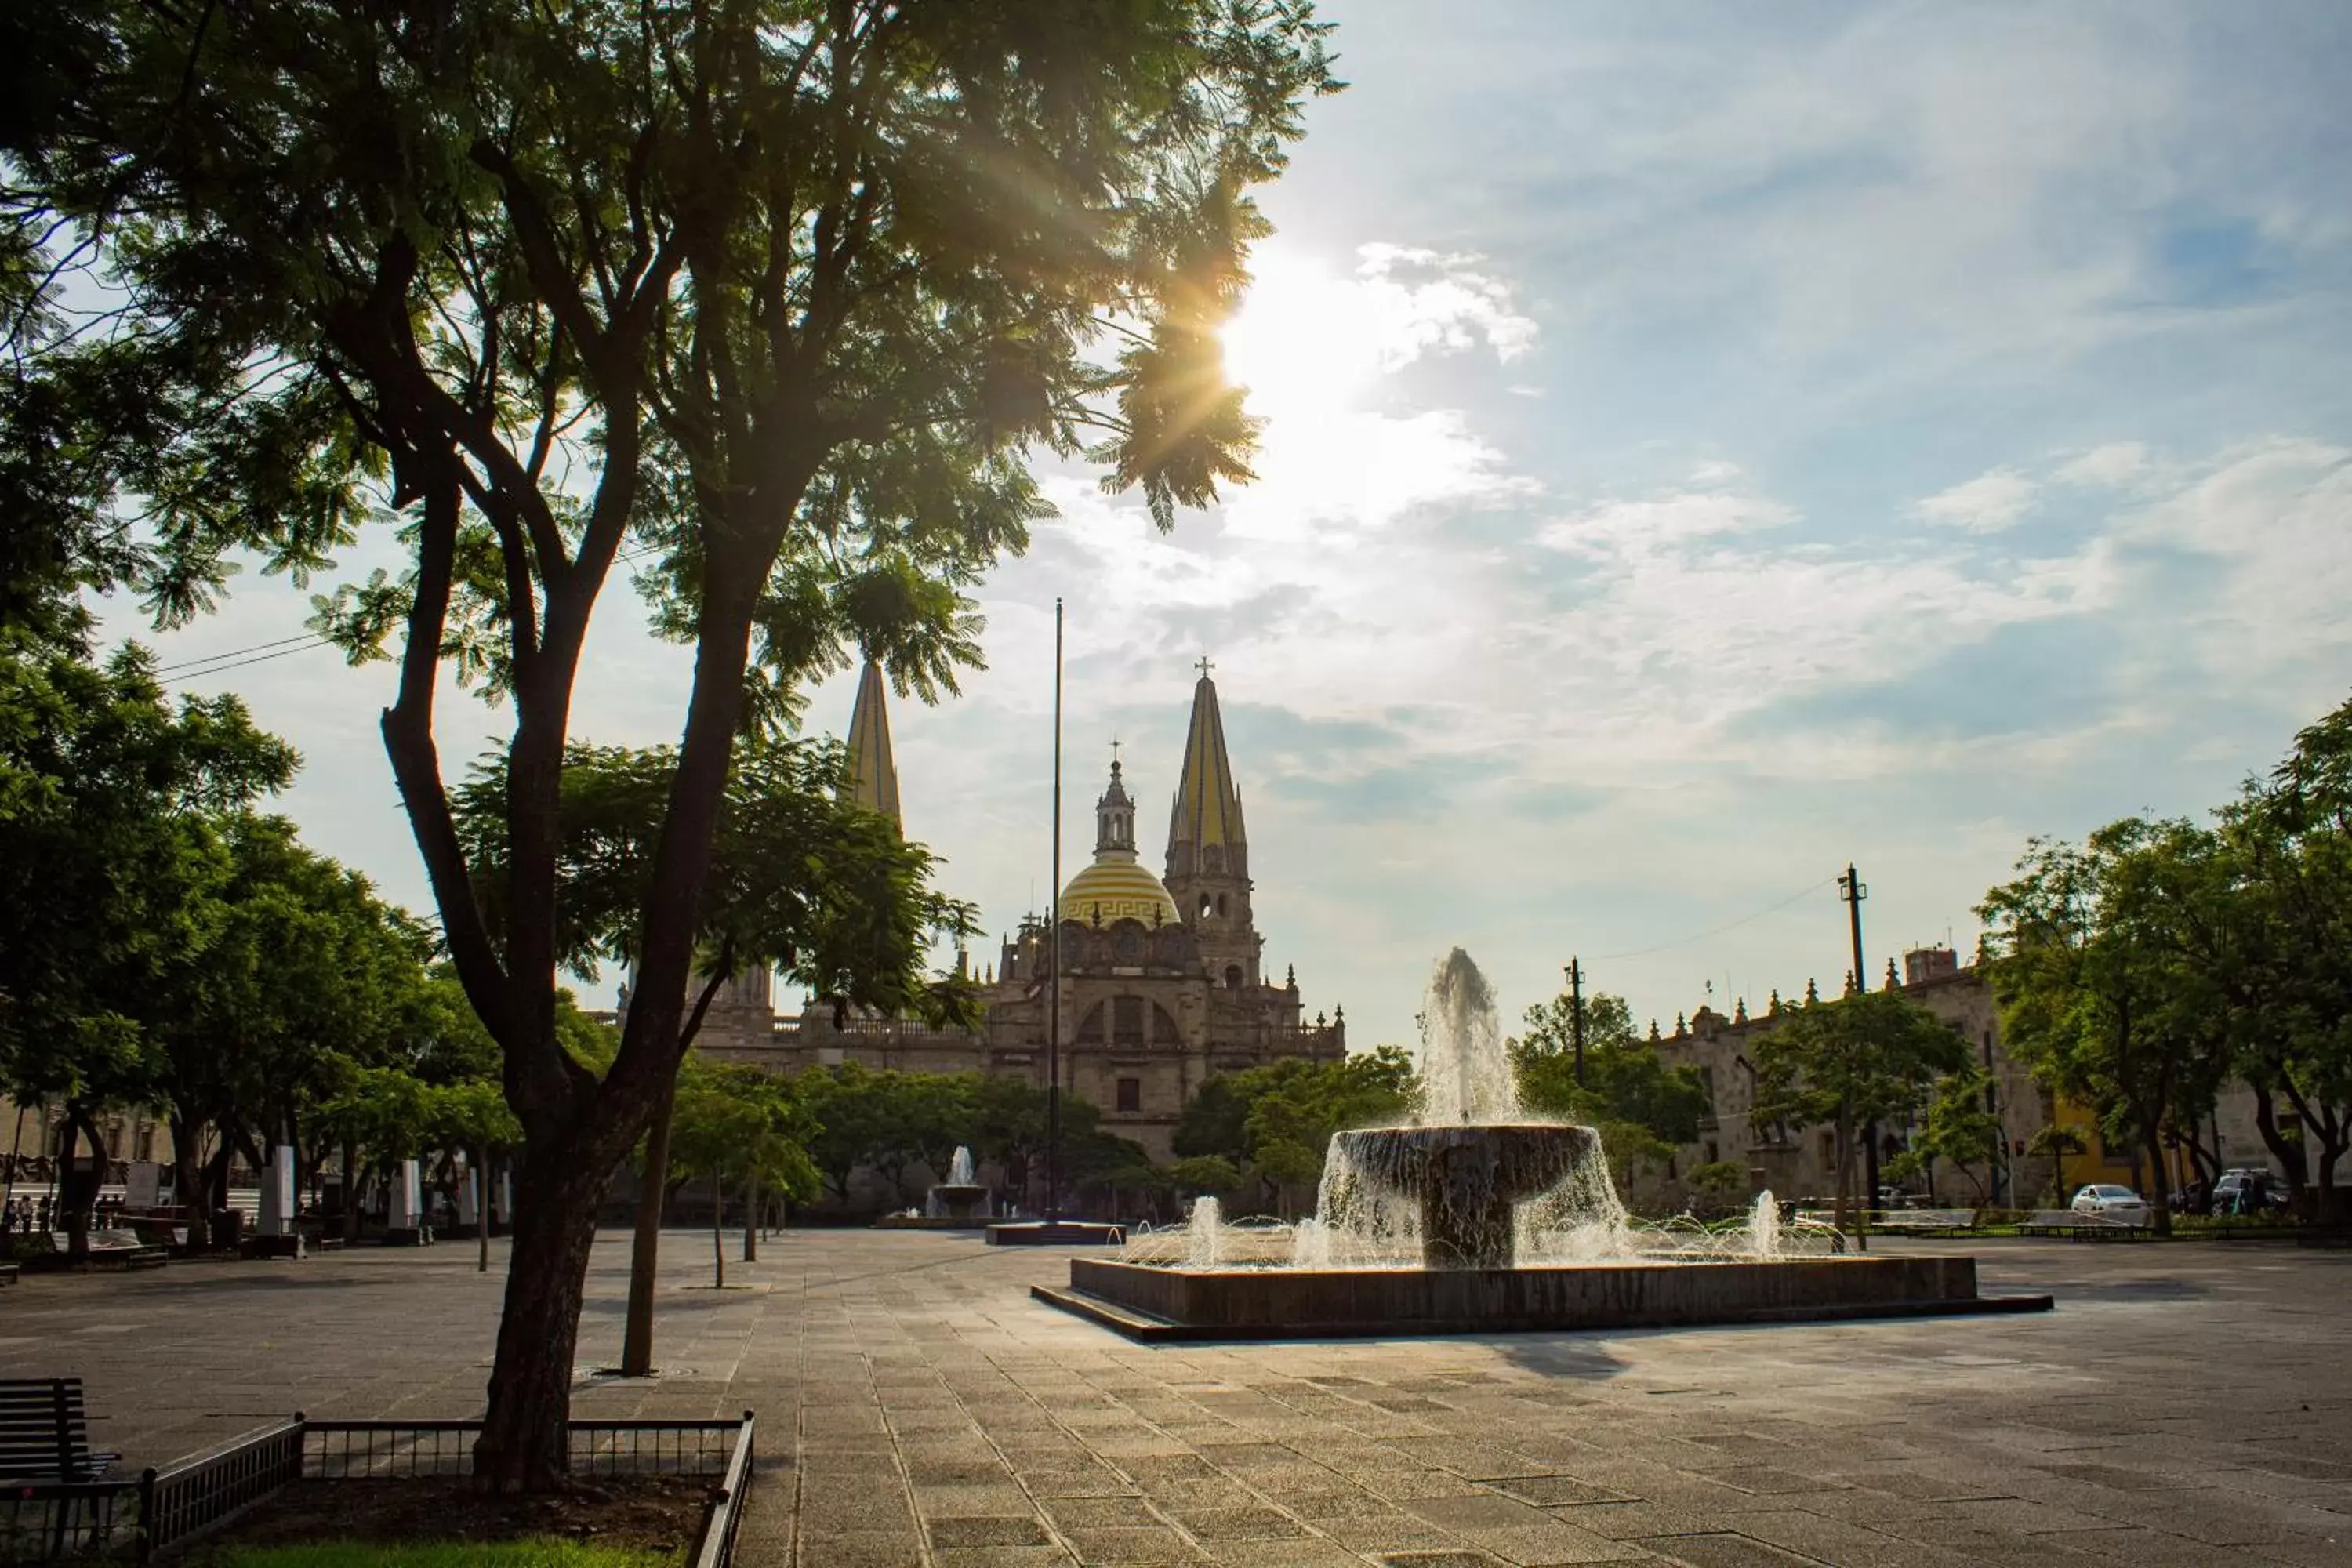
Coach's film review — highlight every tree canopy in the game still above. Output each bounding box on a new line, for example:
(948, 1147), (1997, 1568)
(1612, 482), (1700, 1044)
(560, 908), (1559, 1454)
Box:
(5, 0), (1338, 1484)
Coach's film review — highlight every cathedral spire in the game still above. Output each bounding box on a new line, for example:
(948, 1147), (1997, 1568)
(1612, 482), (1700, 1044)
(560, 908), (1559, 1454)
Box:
(844, 658), (901, 827)
(1165, 658), (1246, 880)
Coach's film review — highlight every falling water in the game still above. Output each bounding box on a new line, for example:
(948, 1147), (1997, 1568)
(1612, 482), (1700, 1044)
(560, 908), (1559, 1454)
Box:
(1516, 1139), (1635, 1263)
(1294, 1137), (1422, 1266)
(1186, 1196), (1224, 1268)
(948, 1146), (976, 1186)
(1417, 947), (1519, 1124)
(1748, 1189), (1782, 1260)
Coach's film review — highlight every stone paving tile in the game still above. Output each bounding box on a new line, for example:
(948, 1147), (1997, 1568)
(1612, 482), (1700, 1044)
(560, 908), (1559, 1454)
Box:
(1162, 1504), (1313, 1541)
(8, 1233), (2352, 1566)
(927, 1515), (1057, 1548)
(1310, 1512), (1473, 1554)
(1629, 1537), (1817, 1568)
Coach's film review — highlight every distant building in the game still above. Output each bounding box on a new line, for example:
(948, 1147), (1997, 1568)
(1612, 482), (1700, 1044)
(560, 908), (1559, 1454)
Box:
(681, 659), (1345, 1180)
(1652, 949), (2276, 1207)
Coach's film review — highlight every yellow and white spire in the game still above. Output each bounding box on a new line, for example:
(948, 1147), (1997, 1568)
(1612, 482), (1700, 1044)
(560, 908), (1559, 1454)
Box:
(1165, 657), (1247, 880)
(844, 658), (901, 828)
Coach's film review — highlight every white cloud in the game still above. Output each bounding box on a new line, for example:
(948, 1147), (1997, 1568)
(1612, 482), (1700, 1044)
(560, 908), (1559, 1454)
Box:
(1536, 488), (1790, 554)
(1915, 469), (2041, 533)
(1530, 478), (2093, 764)
(2114, 437), (2352, 682)
(1350, 243), (1541, 365)
(2054, 441), (2151, 488)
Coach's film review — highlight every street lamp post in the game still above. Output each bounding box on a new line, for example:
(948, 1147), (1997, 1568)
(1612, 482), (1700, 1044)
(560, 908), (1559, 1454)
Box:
(1046, 598), (1064, 1225)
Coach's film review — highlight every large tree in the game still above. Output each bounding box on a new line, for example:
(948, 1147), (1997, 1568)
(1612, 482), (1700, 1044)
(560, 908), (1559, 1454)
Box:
(1746, 989), (1969, 1240)
(11, 0), (1336, 1485)
(455, 732), (977, 1370)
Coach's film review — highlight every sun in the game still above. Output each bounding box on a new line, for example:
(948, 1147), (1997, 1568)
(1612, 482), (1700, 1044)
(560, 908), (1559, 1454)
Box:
(1218, 247), (1381, 431)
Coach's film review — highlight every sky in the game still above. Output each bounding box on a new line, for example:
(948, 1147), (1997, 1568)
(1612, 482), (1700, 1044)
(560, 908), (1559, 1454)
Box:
(111, 1), (2352, 1049)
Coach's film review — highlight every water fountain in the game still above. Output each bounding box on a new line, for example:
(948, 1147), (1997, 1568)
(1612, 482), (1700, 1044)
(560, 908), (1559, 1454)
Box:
(924, 1146), (989, 1221)
(1036, 948), (2051, 1339)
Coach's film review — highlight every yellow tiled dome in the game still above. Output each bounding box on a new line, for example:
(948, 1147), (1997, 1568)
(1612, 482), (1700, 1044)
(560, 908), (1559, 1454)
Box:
(1062, 858), (1182, 929)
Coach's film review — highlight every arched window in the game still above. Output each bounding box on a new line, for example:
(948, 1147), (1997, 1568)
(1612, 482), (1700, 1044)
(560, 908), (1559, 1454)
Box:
(1198, 893), (1214, 920)
(1224, 964), (1243, 989)
(1214, 893), (1228, 917)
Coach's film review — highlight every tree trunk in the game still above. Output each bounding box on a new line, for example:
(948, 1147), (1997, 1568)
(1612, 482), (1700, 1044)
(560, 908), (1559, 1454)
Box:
(742, 1171), (758, 1263)
(2140, 1121), (2173, 1236)
(169, 1110), (206, 1236)
(2251, 1083), (2309, 1206)
(710, 1170), (724, 1290)
(476, 1146), (491, 1273)
(343, 1139), (363, 1243)
(471, 1155), (606, 1492)
(60, 1106), (105, 1265)
(2312, 1106), (2346, 1225)
(619, 1078), (677, 1377)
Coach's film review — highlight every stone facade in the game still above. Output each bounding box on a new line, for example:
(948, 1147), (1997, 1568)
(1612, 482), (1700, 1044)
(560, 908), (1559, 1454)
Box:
(681, 663), (1345, 1182)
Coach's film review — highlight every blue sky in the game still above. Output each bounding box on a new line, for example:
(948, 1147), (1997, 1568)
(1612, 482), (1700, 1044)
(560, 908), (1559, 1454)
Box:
(115, 1), (2352, 1048)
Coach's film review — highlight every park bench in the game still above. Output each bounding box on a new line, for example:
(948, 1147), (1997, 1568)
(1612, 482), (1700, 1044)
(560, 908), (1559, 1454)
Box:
(0, 1261), (16, 1287)
(0, 1379), (120, 1483)
(2017, 1211), (2148, 1240)
(20, 1232), (169, 1270)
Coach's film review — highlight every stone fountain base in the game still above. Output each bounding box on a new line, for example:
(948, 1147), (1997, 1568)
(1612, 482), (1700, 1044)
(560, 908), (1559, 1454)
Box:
(1034, 1255), (2051, 1341)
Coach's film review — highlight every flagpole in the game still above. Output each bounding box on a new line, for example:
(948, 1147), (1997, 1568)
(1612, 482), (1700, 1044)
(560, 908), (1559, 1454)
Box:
(1046, 597), (1063, 1225)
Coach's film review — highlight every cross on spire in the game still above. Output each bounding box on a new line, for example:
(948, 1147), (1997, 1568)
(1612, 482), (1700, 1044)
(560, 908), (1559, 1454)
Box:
(1195, 655), (1214, 679)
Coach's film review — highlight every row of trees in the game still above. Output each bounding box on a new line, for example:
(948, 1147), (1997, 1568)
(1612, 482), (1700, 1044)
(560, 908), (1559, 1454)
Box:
(797, 1062), (1141, 1210)
(1979, 692), (2352, 1229)
(0, 630), (501, 1261)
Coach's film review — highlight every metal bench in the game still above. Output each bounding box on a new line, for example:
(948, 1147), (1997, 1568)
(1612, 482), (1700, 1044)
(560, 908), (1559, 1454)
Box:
(0, 1378), (121, 1483)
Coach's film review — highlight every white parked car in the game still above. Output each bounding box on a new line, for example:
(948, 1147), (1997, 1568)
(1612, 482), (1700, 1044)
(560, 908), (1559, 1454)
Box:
(2071, 1185), (2151, 1226)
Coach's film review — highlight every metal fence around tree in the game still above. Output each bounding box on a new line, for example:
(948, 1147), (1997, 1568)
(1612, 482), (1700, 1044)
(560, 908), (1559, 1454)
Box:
(2, 1414), (755, 1564)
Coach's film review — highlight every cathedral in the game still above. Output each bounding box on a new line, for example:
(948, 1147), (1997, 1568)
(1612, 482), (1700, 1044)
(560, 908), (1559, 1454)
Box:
(689, 660), (1347, 1161)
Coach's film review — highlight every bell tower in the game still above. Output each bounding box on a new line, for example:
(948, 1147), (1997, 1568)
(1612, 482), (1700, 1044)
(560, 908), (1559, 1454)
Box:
(1164, 659), (1260, 991)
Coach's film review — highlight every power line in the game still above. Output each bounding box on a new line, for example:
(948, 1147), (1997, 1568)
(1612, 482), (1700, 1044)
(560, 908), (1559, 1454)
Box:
(154, 633), (321, 674)
(1593, 875), (1839, 962)
(158, 639), (336, 681)
(147, 541), (680, 681)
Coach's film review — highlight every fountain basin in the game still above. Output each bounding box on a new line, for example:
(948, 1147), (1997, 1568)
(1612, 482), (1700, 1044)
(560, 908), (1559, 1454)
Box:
(925, 1183), (990, 1221)
(1330, 1123), (1597, 1269)
(1036, 1254), (2051, 1341)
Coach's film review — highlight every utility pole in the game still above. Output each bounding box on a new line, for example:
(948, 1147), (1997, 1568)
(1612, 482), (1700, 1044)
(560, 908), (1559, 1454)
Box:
(1837, 863), (1875, 1246)
(1046, 598), (1064, 1225)
(1566, 957), (1585, 1087)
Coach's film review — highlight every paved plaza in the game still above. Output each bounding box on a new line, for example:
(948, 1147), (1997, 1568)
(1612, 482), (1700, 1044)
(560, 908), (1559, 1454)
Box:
(2, 1231), (2347, 1566)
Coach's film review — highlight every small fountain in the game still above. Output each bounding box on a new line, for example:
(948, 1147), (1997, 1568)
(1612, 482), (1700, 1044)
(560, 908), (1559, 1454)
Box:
(1036, 947), (2050, 1339)
(924, 1146), (989, 1221)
